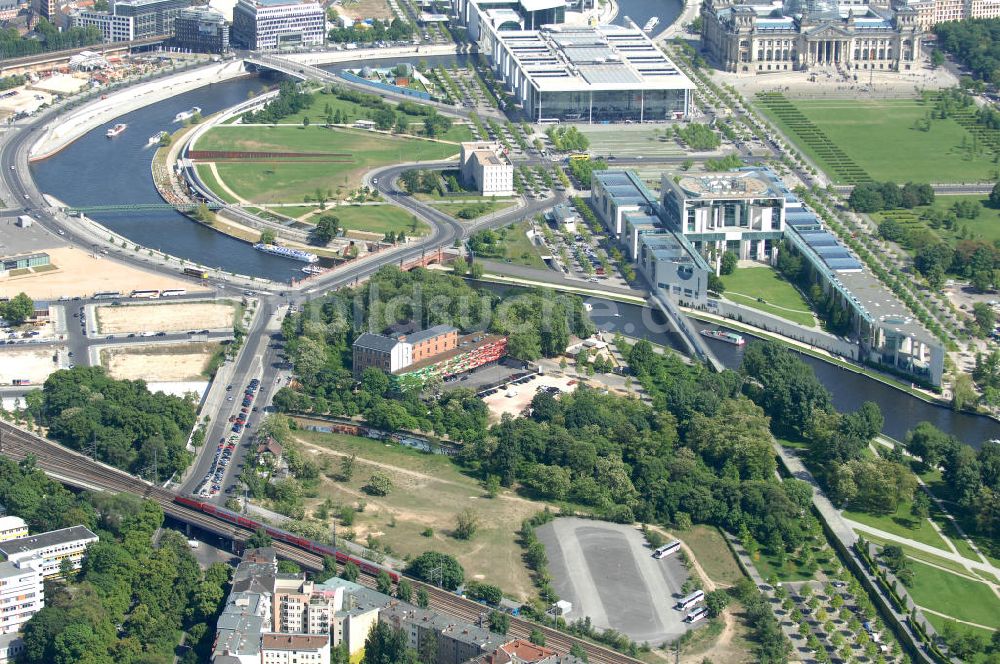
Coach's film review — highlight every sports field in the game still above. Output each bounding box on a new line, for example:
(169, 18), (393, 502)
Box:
(581, 126), (686, 158)
(720, 265), (815, 327)
(197, 126), (460, 202)
(755, 95), (997, 184)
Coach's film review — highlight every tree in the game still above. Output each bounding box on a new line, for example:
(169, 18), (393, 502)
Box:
(302, 116), (311, 128)
(362, 621), (411, 664)
(973, 302), (996, 337)
(259, 229), (277, 245)
(454, 508), (479, 540)
(706, 589), (730, 617)
(911, 491), (931, 518)
(377, 570), (393, 594)
(469, 262), (484, 279)
(1, 292), (33, 325)
(341, 561), (359, 582)
(247, 527), (272, 549)
(340, 453), (357, 481)
(720, 251), (738, 275)
(416, 587), (430, 608)
(361, 367), (391, 397)
(708, 273), (726, 294)
(451, 257), (469, 275)
(397, 578), (413, 602)
(312, 214), (340, 245)
(570, 644), (589, 662)
(627, 339), (656, 375)
(931, 48), (945, 67)
(488, 610), (510, 635)
(529, 629), (546, 646)
(990, 181), (1000, 208)
(364, 471), (393, 496)
(484, 475), (501, 498)
(407, 551), (464, 590)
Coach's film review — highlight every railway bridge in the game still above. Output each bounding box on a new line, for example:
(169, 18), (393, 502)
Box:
(0, 420), (641, 664)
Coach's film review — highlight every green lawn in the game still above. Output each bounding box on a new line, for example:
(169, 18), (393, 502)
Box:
(498, 221), (547, 269)
(923, 614), (995, 662)
(270, 205), (318, 219)
(195, 165), (237, 204)
(907, 559), (1000, 628)
(844, 499), (951, 551)
(860, 532), (976, 576)
(199, 126), (459, 202)
(755, 96), (997, 184)
(720, 266), (816, 327)
(874, 195), (1000, 248)
(430, 200), (511, 220)
(331, 205), (428, 236)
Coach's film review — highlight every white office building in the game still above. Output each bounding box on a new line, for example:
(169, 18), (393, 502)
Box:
(232, 0), (326, 50)
(460, 142), (514, 196)
(0, 525), (99, 579)
(0, 517), (27, 543)
(0, 559), (43, 635)
(71, 10), (136, 41)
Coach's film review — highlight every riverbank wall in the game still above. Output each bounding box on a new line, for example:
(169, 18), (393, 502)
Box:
(30, 60), (249, 161)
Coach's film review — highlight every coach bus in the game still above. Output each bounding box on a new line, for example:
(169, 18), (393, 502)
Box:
(11, 379), (30, 386)
(130, 290), (160, 299)
(183, 267), (208, 279)
(93, 291), (121, 300)
(675, 590), (705, 611)
(684, 607), (709, 624)
(653, 540), (681, 559)
(160, 289), (187, 297)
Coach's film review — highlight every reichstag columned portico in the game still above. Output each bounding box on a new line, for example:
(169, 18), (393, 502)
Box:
(701, 0), (922, 73)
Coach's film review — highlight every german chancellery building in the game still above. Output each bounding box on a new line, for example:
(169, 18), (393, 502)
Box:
(700, 0), (922, 73)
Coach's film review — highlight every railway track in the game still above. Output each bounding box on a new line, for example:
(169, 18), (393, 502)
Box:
(0, 422), (641, 664)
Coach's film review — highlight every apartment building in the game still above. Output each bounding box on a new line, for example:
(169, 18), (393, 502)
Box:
(261, 634), (330, 664)
(0, 559), (43, 635)
(0, 517), (27, 543)
(0, 526), (98, 578)
(173, 6), (230, 53)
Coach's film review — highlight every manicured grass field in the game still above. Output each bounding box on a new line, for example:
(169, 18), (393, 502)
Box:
(923, 615), (995, 662)
(720, 266), (815, 327)
(682, 525), (746, 587)
(755, 96), (997, 184)
(331, 205), (428, 236)
(199, 126), (460, 202)
(844, 499), (951, 551)
(288, 426), (542, 600)
(859, 532), (972, 576)
(430, 200), (510, 220)
(271, 205), (317, 219)
(195, 165), (237, 204)
(907, 559), (1000, 628)
(875, 196), (1000, 248)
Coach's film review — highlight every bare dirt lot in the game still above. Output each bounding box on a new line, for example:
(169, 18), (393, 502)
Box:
(332, 0), (394, 21)
(0, 247), (197, 300)
(0, 347), (64, 385)
(100, 342), (221, 381)
(96, 301), (236, 334)
(289, 428), (545, 600)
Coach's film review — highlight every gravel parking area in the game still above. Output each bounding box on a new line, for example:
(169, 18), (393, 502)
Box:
(536, 517), (691, 644)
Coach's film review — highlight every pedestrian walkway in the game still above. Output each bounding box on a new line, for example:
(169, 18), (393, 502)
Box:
(844, 519), (1000, 577)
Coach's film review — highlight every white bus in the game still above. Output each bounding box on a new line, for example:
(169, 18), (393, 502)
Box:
(684, 607), (709, 624)
(160, 289), (187, 297)
(653, 540), (681, 559)
(92, 290), (121, 300)
(675, 590), (705, 611)
(130, 290), (160, 299)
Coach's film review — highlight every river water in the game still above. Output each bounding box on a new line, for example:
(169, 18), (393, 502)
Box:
(29, 51), (1000, 448)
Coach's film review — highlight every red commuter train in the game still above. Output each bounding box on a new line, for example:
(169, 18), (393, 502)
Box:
(174, 495), (400, 582)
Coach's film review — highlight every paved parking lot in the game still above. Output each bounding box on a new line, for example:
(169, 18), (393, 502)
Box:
(536, 517), (692, 644)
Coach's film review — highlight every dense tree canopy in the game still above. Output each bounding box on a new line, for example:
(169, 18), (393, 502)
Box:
(32, 367), (196, 481)
(935, 19), (1000, 85)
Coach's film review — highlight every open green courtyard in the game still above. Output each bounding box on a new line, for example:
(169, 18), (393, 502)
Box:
(196, 125), (460, 203)
(755, 95), (998, 184)
(720, 265), (816, 326)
